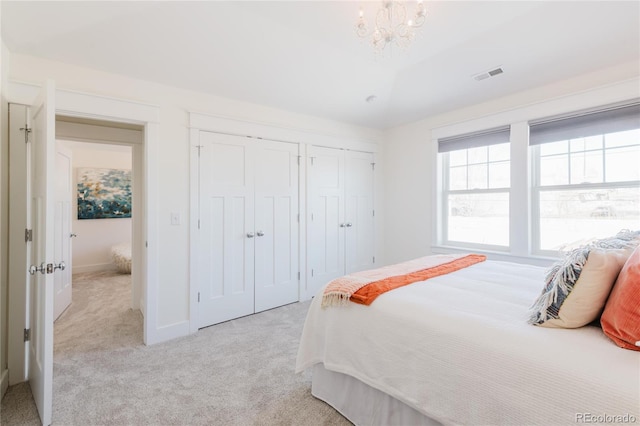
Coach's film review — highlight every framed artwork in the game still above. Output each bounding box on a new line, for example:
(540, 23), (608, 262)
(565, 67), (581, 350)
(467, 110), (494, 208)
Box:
(77, 168), (132, 219)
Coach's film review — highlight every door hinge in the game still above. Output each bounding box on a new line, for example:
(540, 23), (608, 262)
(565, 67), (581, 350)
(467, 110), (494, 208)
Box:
(297, 213), (300, 223)
(24, 328), (31, 342)
(145, 241), (148, 248)
(297, 155), (301, 165)
(198, 292), (200, 303)
(371, 162), (376, 170)
(297, 271), (300, 280)
(372, 210), (375, 217)
(310, 157), (315, 165)
(25, 229), (33, 242)
(373, 256), (376, 263)
(20, 126), (32, 143)
(198, 219), (201, 229)
(196, 145), (203, 157)
(311, 269), (314, 277)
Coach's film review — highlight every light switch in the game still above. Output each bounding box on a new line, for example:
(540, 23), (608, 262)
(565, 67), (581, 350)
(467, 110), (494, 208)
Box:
(170, 212), (181, 225)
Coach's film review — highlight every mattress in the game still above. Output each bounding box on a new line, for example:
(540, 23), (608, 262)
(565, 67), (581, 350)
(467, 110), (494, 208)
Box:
(296, 260), (640, 426)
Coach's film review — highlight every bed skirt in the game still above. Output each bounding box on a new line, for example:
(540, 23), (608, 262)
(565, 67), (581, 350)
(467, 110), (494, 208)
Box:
(311, 364), (442, 426)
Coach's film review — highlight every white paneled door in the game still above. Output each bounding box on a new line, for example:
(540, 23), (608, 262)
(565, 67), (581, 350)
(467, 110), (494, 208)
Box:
(345, 151), (375, 274)
(306, 146), (345, 296)
(197, 132), (299, 328)
(306, 146), (375, 298)
(54, 144), (73, 321)
(29, 81), (56, 426)
(254, 140), (299, 313)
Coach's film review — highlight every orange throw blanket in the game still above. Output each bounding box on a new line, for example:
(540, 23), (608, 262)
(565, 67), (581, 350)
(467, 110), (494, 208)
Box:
(321, 254), (487, 308)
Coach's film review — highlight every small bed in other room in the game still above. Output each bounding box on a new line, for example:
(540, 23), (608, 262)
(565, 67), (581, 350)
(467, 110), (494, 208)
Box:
(296, 252), (640, 426)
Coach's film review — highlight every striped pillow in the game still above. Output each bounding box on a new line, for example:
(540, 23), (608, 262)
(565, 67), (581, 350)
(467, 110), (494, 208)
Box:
(528, 230), (640, 328)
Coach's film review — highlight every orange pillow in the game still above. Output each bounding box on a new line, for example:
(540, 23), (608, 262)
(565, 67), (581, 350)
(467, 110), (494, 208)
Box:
(601, 244), (640, 351)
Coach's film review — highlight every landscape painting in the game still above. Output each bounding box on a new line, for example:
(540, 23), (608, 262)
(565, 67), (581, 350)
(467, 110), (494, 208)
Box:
(77, 168), (132, 219)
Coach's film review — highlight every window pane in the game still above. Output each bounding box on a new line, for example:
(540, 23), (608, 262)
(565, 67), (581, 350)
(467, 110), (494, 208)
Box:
(448, 193), (509, 246)
(488, 161), (510, 189)
(449, 166), (467, 190)
(606, 146), (640, 182)
(538, 187), (640, 251)
(449, 149), (467, 167)
(467, 146), (487, 164)
(584, 135), (603, 151)
(467, 164), (488, 189)
(489, 143), (510, 162)
(540, 140), (567, 156)
(570, 138), (585, 152)
(605, 129), (640, 149)
(570, 150), (603, 184)
(540, 154), (569, 185)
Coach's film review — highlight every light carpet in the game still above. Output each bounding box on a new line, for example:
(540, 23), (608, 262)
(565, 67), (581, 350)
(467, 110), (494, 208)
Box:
(1, 271), (349, 425)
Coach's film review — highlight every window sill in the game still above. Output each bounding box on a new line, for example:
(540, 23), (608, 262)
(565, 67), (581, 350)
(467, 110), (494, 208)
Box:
(431, 245), (557, 267)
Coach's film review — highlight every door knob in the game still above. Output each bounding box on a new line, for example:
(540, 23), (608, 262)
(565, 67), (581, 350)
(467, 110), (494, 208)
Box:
(54, 261), (66, 271)
(70, 233), (77, 238)
(345, 222), (353, 227)
(247, 232), (255, 238)
(340, 223), (346, 228)
(256, 231), (264, 237)
(28, 263), (46, 275)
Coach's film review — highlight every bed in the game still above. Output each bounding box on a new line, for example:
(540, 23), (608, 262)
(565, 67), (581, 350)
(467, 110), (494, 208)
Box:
(296, 258), (640, 426)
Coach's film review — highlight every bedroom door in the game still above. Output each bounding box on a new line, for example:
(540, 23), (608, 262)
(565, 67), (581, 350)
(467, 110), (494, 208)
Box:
(197, 132), (299, 328)
(28, 80), (56, 426)
(307, 147), (375, 297)
(54, 143), (73, 321)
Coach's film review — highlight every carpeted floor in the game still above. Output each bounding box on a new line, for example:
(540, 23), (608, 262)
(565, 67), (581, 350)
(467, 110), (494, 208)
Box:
(1, 271), (349, 425)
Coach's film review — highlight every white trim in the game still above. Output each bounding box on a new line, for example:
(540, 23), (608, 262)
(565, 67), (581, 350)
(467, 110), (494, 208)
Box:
(188, 128), (200, 334)
(299, 143), (309, 300)
(430, 77), (640, 259)
(152, 320), (191, 345)
(7, 80), (164, 347)
(189, 111), (378, 153)
(431, 78), (640, 141)
(1, 369), (8, 400)
(431, 245), (554, 268)
(72, 263), (117, 274)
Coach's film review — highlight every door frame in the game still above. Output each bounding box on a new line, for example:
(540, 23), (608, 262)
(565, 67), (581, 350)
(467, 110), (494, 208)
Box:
(7, 81), (161, 387)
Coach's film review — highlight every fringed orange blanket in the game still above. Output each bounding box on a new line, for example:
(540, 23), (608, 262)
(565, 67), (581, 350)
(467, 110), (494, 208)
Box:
(321, 254), (486, 308)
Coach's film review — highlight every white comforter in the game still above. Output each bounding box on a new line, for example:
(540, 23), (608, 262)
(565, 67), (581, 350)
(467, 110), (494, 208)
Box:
(296, 260), (640, 426)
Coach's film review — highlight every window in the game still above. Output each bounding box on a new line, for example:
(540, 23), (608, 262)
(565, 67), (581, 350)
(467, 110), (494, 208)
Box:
(531, 103), (640, 253)
(439, 127), (510, 249)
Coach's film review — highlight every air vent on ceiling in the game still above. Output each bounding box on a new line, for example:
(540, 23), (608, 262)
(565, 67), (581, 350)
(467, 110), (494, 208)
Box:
(473, 67), (504, 82)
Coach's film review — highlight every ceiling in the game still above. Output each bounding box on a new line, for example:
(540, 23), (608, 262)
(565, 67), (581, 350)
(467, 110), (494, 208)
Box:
(2, 1), (639, 130)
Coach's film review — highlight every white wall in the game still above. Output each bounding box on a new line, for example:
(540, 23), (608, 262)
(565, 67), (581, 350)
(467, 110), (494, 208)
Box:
(5, 53), (383, 340)
(0, 5), (9, 398)
(383, 60), (640, 265)
(65, 141), (132, 274)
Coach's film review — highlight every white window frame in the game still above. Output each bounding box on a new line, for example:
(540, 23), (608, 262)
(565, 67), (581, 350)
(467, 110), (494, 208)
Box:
(439, 129), (511, 251)
(430, 77), (639, 264)
(530, 102), (640, 256)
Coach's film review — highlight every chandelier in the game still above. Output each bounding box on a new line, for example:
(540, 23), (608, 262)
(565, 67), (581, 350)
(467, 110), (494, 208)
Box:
(355, 1), (427, 55)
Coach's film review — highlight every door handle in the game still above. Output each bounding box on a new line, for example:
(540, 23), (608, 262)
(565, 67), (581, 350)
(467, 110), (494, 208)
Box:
(340, 223), (346, 228)
(29, 263), (46, 275)
(256, 231), (264, 237)
(54, 261), (66, 271)
(247, 232), (255, 238)
(70, 233), (77, 238)
(345, 223), (353, 227)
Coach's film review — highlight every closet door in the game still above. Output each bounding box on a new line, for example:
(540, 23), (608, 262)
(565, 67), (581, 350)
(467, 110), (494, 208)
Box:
(254, 140), (299, 312)
(345, 151), (375, 274)
(306, 146), (345, 297)
(198, 132), (255, 328)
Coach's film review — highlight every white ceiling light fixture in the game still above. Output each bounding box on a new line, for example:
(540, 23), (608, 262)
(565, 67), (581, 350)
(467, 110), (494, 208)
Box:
(355, 1), (428, 55)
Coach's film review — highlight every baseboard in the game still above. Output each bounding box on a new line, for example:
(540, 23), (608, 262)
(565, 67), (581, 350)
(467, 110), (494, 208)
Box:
(1, 368), (9, 400)
(72, 263), (117, 274)
(145, 320), (190, 345)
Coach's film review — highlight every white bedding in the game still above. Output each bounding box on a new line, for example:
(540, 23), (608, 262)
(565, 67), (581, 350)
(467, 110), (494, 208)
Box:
(296, 260), (640, 426)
